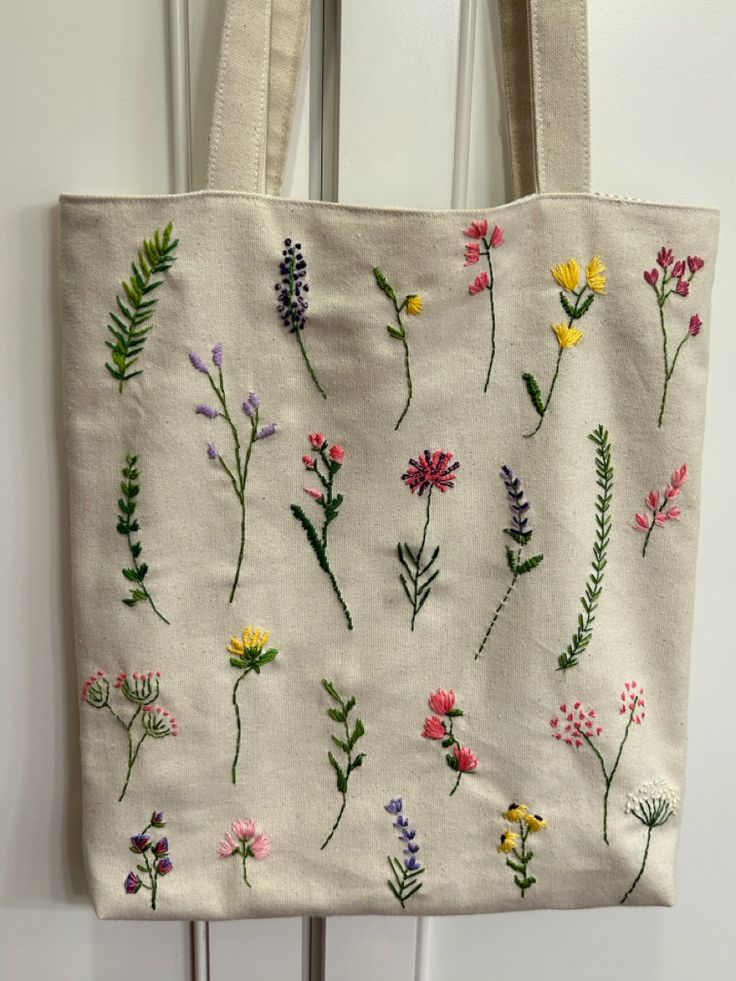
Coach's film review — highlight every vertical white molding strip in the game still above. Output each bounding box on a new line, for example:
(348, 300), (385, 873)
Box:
(192, 920), (210, 981)
(414, 917), (431, 981)
(302, 915), (326, 981)
(451, 0), (478, 209)
(309, 0), (325, 200)
(311, 0), (341, 202)
(167, 0), (193, 194)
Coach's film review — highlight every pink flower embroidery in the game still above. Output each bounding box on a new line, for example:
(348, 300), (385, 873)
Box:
(428, 688), (456, 715)
(635, 462), (689, 557)
(469, 270), (490, 295)
(550, 700), (602, 749)
(657, 247), (674, 268)
(217, 820), (270, 887)
(217, 832), (238, 858)
(422, 715), (447, 740)
(687, 255), (705, 274)
(308, 432), (326, 450)
(489, 225), (505, 248)
(619, 681), (646, 724)
(464, 221), (504, 392)
(634, 512), (651, 531)
(232, 819), (257, 842)
(402, 450), (460, 496)
(250, 833), (272, 860)
(464, 219), (489, 239)
(422, 688), (475, 794)
(329, 444), (345, 464)
(643, 268), (659, 286)
(302, 454), (315, 467)
(453, 745), (479, 772)
(464, 241), (481, 265)
(675, 278), (690, 297)
(303, 487), (323, 501)
(689, 314), (703, 337)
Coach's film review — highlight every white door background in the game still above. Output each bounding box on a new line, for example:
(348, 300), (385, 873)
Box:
(2, 1), (735, 979)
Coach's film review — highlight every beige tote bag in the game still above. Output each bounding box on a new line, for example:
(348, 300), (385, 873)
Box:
(60, 0), (718, 919)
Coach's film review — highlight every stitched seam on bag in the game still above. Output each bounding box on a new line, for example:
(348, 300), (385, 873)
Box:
(578, 0), (591, 191)
(206, 0), (232, 189)
(529, 0), (545, 193)
(250, 0), (272, 193)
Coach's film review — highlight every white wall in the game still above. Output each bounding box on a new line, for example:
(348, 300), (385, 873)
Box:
(1, 1), (734, 979)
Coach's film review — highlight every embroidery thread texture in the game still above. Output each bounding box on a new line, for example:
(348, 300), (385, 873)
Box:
(81, 670), (178, 801)
(464, 219), (505, 392)
(105, 222), (179, 393)
(421, 689), (478, 795)
(634, 463), (688, 558)
(644, 249), (705, 426)
(476, 466), (543, 659)
(373, 267), (423, 430)
(217, 819), (271, 888)
(497, 804), (548, 898)
(385, 799), (424, 909)
(117, 453), (169, 624)
(550, 681), (645, 844)
(291, 433), (353, 630)
(320, 679), (366, 850)
(124, 810), (172, 911)
(190, 343), (278, 604)
(399, 449), (460, 630)
(276, 238), (327, 398)
(523, 256), (606, 436)
(620, 779), (679, 905)
(558, 425), (613, 670)
(227, 627), (279, 784)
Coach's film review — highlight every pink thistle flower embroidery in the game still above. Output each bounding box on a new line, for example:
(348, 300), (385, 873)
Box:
(687, 255), (705, 274)
(218, 820), (270, 887)
(464, 219), (489, 239)
(637, 462), (689, 557)
(489, 225), (505, 248)
(469, 270), (490, 295)
(232, 819), (257, 842)
(464, 241), (481, 265)
(657, 247), (675, 268)
(422, 715), (447, 740)
(453, 746), (479, 772)
(689, 314), (703, 337)
(217, 832), (238, 858)
(644, 268), (659, 287)
(402, 450), (460, 496)
(428, 688), (457, 715)
(250, 833), (272, 860)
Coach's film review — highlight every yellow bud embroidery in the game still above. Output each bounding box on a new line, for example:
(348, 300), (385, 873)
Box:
(551, 258), (580, 292)
(586, 255), (607, 294)
(553, 323), (585, 349)
(524, 813), (549, 833)
(406, 294), (423, 316)
(503, 803), (529, 823)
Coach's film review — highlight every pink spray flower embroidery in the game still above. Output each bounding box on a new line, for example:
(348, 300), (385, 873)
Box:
(634, 462), (689, 557)
(218, 819), (271, 888)
(421, 689), (477, 796)
(464, 220), (505, 392)
(428, 688), (456, 715)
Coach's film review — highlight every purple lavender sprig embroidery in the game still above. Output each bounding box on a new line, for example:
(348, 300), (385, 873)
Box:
(385, 799), (425, 908)
(124, 810), (172, 911)
(475, 466), (543, 659)
(276, 239), (327, 399)
(189, 343), (278, 603)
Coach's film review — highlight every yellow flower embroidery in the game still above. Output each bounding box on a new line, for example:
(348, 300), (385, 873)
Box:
(406, 294), (423, 316)
(497, 828), (519, 853)
(553, 323), (584, 349)
(227, 625), (269, 657)
(524, 813), (548, 833)
(586, 255), (607, 294)
(551, 258), (580, 292)
(503, 803), (529, 822)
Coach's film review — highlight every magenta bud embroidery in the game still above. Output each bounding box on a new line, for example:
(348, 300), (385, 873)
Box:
(124, 811), (172, 910)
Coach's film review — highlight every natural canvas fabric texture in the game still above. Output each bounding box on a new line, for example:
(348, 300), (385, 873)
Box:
(60, 0), (719, 919)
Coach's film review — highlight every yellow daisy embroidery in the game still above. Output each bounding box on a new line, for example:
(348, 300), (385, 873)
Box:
(503, 803), (529, 822)
(227, 625), (269, 657)
(586, 255), (607, 294)
(553, 323), (585, 349)
(497, 829), (519, 853)
(551, 258), (580, 292)
(524, 813), (549, 833)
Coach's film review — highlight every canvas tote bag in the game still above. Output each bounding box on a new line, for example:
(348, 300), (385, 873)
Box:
(60, 0), (719, 919)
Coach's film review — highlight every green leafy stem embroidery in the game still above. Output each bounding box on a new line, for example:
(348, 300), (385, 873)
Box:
(291, 434), (353, 630)
(557, 425), (613, 671)
(523, 256), (605, 437)
(398, 490), (440, 632)
(117, 453), (169, 624)
(190, 344), (278, 604)
(105, 222), (179, 393)
(81, 670), (178, 802)
(227, 627), (279, 784)
(497, 805), (548, 898)
(476, 465), (542, 659)
(320, 679), (366, 850)
(373, 267), (423, 431)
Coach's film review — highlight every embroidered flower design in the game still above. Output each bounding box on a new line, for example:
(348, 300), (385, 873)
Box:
(218, 819), (271, 888)
(123, 811), (172, 911)
(82, 670), (177, 801)
(373, 267), (424, 430)
(620, 778), (680, 904)
(421, 689), (478, 796)
(276, 238), (326, 398)
(320, 679), (366, 849)
(634, 462), (688, 558)
(497, 803), (548, 898)
(227, 627), (280, 784)
(644, 247), (706, 426)
(476, 466), (543, 659)
(550, 681), (646, 844)
(189, 344), (278, 603)
(558, 426), (613, 670)
(523, 255), (606, 436)
(464, 218), (505, 392)
(399, 450), (460, 630)
(290, 434), (353, 629)
(385, 799), (425, 908)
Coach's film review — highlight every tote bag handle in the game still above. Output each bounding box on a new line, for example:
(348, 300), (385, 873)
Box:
(205, 0), (591, 199)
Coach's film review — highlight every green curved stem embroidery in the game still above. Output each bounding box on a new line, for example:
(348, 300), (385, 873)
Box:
(276, 239), (327, 398)
(124, 811), (171, 910)
(105, 222), (179, 393)
(619, 778), (679, 904)
(476, 466), (543, 659)
(227, 627), (280, 784)
(557, 425), (613, 671)
(117, 453), (169, 624)
(320, 680), (366, 850)
(497, 804), (548, 898)
(292, 434), (353, 630)
(81, 670), (178, 801)
(523, 257), (605, 437)
(399, 490), (439, 632)
(373, 268), (422, 430)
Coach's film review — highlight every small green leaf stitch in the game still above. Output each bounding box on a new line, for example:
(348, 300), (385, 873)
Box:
(497, 804), (548, 899)
(320, 679), (366, 850)
(557, 425), (613, 671)
(105, 222), (179, 394)
(476, 466), (543, 659)
(117, 453), (169, 624)
(373, 267), (423, 430)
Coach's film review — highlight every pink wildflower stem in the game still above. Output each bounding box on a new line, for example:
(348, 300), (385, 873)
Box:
(582, 696), (639, 845)
(641, 499), (668, 558)
(480, 239), (497, 394)
(654, 268), (698, 428)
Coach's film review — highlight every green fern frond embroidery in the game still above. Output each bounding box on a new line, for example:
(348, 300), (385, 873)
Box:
(320, 680), (366, 850)
(557, 425), (613, 670)
(105, 222), (179, 394)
